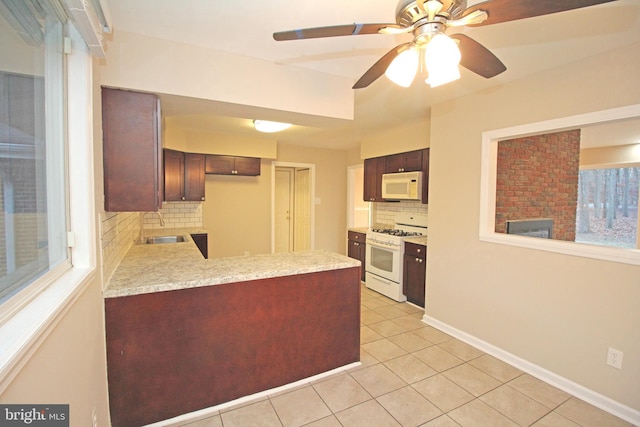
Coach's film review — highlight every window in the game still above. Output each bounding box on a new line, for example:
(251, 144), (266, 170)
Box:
(576, 167), (639, 248)
(0, 2), (68, 305)
(479, 104), (640, 266)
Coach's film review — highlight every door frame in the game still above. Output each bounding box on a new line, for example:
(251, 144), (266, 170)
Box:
(271, 162), (316, 253)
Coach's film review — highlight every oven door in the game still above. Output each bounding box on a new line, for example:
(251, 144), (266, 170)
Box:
(365, 239), (401, 283)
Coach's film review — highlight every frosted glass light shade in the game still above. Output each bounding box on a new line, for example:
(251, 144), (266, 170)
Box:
(425, 33), (461, 88)
(253, 120), (292, 133)
(385, 48), (419, 88)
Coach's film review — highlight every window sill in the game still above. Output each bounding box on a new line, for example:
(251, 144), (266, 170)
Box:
(0, 266), (96, 394)
(479, 232), (640, 266)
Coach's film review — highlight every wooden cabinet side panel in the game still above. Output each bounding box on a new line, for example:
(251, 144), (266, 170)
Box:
(190, 233), (208, 258)
(105, 268), (361, 427)
(103, 88), (160, 212)
(421, 148), (430, 204)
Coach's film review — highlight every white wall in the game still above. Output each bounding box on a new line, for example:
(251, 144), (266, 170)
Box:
(426, 41), (640, 419)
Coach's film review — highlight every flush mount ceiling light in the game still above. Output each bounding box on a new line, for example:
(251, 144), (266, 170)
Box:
(253, 120), (292, 133)
(273, 0), (615, 89)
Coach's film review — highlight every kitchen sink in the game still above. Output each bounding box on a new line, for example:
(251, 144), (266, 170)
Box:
(144, 235), (187, 244)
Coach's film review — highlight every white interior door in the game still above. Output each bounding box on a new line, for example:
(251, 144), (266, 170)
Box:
(274, 168), (293, 253)
(294, 168), (311, 251)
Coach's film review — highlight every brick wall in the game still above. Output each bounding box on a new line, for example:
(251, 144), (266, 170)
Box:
(495, 130), (580, 241)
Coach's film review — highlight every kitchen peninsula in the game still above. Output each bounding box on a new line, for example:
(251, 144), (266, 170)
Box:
(104, 234), (361, 427)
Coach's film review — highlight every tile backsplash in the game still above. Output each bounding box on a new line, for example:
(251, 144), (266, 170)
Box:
(143, 202), (203, 229)
(100, 202), (204, 287)
(373, 201), (428, 228)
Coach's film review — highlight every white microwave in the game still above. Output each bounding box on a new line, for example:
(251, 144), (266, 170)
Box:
(381, 171), (422, 201)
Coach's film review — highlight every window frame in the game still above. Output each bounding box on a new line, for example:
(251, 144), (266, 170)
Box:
(0, 22), (97, 393)
(479, 104), (640, 266)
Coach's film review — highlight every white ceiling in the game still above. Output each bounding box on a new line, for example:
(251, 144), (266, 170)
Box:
(105, 0), (640, 150)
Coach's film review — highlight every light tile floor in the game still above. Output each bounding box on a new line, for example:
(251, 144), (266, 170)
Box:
(180, 285), (634, 427)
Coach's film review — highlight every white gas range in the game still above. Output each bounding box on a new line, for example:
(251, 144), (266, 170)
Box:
(365, 213), (428, 301)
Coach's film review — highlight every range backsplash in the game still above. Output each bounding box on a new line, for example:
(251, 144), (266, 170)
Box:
(373, 200), (428, 228)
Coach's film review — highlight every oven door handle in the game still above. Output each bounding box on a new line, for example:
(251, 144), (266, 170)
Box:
(366, 239), (400, 250)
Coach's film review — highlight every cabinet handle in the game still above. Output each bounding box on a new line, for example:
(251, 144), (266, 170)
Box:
(181, 196), (185, 200)
(417, 248), (421, 253)
(201, 197), (205, 201)
(354, 242), (359, 246)
(416, 258), (423, 263)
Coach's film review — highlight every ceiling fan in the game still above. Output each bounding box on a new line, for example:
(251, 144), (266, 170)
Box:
(273, 0), (618, 89)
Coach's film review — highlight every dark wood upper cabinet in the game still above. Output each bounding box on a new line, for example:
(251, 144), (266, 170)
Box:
(385, 149), (423, 173)
(163, 149), (205, 202)
(363, 157), (385, 202)
(205, 155), (260, 176)
(363, 148), (430, 204)
(184, 153), (206, 201)
(163, 149), (184, 201)
(102, 87), (162, 212)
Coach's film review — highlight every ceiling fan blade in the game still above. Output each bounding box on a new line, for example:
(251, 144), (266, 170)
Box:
(462, 0), (618, 27)
(273, 23), (403, 41)
(353, 42), (412, 89)
(450, 34), (506, 78)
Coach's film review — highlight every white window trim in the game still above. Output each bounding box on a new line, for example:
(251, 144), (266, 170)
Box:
(479, 103), (640, 266)
(0, 23), (97, 394)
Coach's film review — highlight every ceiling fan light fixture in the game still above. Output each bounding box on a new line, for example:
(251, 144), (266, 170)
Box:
(253, 120), (292, 133)
(424, 33), (461, 87)
(425, 0), (444, 21)
(385, 47), (419, 87)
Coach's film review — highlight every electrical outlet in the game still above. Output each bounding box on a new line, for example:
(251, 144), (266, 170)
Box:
(606, 347), (623, 370)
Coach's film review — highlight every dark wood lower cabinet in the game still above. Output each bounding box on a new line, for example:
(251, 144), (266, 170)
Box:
(105, 267), (360, 427)
(403, 242), (426, 307)
(190, 233), (208, 259)
(347, 231), (366, 281)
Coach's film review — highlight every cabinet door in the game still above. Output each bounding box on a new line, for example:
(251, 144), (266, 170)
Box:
(103, 88), (162, 212)
(403, 149), (424, 172)
(385, 150), (423, 173)
(363, 157), (384, 202)
(385, 153), (405, 173)
(347, 238), (366, 282)
(164, 149), (185, 201)
(205, 155), (235, 175)
(403, 243), (426, 307)
(403, 253), (426, 307)
(234, 157), (261, 176)
(184, 153), (206, 201)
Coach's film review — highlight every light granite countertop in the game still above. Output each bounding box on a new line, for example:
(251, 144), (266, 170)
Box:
(104, 230), (360, 298)
(404, 235), (428, 246)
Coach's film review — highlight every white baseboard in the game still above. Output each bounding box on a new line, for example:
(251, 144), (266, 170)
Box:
(145, 362), (362, 427)
(422, 314), (640, 426)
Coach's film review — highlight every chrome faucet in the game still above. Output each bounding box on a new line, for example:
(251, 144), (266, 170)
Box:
(139, 211), (165, 242)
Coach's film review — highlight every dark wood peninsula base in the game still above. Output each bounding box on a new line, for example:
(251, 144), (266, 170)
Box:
(105, 267), (360, 427)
